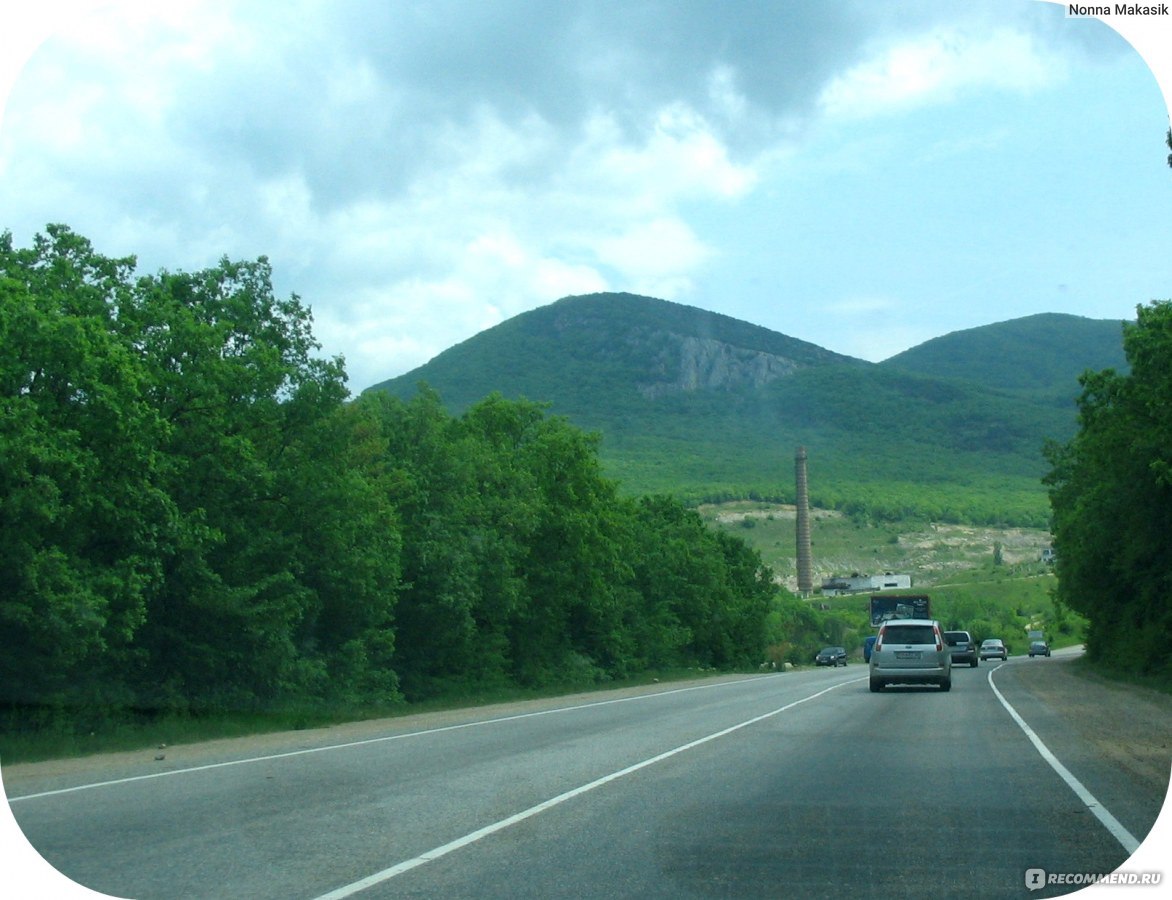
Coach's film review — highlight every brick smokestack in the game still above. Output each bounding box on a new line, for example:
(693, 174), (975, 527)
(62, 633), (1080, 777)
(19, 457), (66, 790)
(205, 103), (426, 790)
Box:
(795, 446), (813, 594)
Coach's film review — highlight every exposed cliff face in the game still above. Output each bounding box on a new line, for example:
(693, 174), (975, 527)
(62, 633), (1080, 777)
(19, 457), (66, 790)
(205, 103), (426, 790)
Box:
(637, 332), (801, 398)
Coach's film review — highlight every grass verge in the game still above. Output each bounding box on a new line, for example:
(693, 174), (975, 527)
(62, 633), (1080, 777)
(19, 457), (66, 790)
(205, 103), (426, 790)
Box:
(0, 668), (721, 765)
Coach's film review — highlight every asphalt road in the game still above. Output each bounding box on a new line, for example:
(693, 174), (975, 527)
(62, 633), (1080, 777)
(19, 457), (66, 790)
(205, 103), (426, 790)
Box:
(5, 652), (1168, 899)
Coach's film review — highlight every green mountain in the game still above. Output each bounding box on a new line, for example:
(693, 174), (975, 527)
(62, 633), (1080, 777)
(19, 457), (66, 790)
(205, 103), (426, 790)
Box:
(881, 313), (1129, 397)
(367, 293), (1128, 526)
(370, 292), (864, 415)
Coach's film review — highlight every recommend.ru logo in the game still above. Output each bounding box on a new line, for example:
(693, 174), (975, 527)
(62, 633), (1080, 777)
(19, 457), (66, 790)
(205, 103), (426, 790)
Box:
(1025, 868), (1163, 890)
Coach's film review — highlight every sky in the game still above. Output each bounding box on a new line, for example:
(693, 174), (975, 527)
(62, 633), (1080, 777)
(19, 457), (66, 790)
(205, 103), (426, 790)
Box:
(2, 1), (1171, 396)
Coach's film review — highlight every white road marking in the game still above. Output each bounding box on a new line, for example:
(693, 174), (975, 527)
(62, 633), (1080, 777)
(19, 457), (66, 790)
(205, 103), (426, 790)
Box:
(312, 677), (864, 899)
(988, 664), (1140, 854)
(7, 674), (785, 802)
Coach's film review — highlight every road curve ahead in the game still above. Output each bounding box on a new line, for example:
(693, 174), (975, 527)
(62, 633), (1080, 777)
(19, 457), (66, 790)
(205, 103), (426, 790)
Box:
(5, 656), (1168, 899)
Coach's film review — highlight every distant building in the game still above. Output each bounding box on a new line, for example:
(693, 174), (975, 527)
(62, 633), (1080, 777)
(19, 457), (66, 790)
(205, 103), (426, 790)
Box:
(821, 572), (912, 596)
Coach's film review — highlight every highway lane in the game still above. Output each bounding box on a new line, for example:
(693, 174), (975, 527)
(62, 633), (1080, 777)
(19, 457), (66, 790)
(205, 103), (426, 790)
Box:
(6, 658), (1165, 899)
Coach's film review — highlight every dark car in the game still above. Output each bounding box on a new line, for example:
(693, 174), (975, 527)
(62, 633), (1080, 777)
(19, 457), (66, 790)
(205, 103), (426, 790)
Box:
(1029, 640), (1051, 658)
(815, 646), (847, 667)
(943, 630), (979, 668)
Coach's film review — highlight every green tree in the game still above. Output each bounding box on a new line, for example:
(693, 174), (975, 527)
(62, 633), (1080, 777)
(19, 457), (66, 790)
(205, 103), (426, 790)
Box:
(763, 591), (823, 666)
(0, 226), (174, 710)
(627, 496), (705, 668)
(511, 411), (630, 684)
(630, 496), (773, 668)
(1045, 300), (1172, 674)
(1, 224), (402, 720)
(360, 388), (486, 699)
(456, 395), (547, 682)
(710, 528), (774, 666)
(126, 256), (382, 710)
(275, 399), (402, 705)
(367, 386), (779, 693)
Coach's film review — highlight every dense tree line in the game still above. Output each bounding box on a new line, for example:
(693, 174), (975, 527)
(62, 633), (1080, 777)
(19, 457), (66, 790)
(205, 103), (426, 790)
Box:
(1, 226), (779, 731)
(1045, 300), (1172, 676)
(364, 388), (776, 699)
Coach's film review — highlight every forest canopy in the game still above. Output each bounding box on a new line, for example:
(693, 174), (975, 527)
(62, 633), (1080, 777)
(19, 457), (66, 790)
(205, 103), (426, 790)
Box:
(1045, 299), (1172, 677)
(0, 225), (783, 731)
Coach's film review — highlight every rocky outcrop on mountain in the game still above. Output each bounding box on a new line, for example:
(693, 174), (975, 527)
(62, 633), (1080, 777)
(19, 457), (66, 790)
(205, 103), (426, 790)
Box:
(638, 333), (800, 398)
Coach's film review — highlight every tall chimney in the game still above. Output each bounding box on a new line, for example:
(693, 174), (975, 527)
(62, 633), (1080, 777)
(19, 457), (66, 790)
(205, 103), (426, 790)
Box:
(795, 446), (813, 595)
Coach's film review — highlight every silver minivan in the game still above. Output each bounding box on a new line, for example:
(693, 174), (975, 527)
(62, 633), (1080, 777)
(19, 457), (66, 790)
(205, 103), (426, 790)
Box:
(869, 618), (952, 692)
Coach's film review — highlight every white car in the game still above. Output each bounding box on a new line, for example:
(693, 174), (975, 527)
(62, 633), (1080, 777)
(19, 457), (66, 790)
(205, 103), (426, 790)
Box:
(869, 619), (952, 692)
(979, 638), (1007, 661)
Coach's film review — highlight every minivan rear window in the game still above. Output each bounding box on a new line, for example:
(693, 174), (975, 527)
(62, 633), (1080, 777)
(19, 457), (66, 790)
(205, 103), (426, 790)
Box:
(883, 625), (936, 644)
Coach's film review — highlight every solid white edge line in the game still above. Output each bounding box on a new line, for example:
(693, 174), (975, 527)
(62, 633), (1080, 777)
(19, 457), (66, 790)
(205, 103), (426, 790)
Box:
(7, 675), (769, 803)
(987, 663), (1140, 855)
(311, 676), (865, 900)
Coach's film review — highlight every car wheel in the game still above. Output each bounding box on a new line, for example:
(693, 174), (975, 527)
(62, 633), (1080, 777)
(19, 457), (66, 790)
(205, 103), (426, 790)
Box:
(970, 659), (978, 668)
(869, 678), (884, 693)
(939, 677), (952, 692)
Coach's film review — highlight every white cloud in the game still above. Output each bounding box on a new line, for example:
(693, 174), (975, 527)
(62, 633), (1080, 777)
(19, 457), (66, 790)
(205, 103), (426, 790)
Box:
(310, 218), (610, 389)
(290, 96), (745, 387)
(595, 217), (711, 295)
(707, 64), (749, 122)
(585, 105), (758, 207)
(4, 0), (1166, 396)
(818, 26), (1065, 120)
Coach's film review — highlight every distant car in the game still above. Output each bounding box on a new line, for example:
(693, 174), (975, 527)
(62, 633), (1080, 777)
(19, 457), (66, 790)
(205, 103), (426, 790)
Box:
(943, 630), (979, 668)
(869, 619), (952, 692)
(979, 639), (1007, 661)
(1029, 640), (1051, 658)
(815, 646), (847, 667)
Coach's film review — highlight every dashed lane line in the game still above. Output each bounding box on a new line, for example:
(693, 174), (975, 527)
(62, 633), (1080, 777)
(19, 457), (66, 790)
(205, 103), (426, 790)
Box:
(311, 677), (864, 899)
